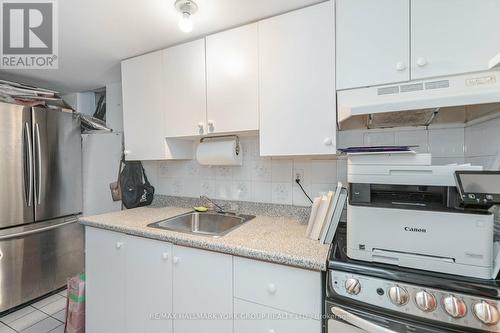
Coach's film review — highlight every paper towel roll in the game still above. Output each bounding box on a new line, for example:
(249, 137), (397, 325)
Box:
(196, 139), (242, 166)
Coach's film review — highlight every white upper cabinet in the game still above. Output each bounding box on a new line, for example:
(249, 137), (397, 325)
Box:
(121, 51), (165, 160)
(259, 1), (336, 156)
(163, 39), (207, 137)
(336, 0), (410, 90)
(411, 0), (500, 80)
(206, 23), (259, 134)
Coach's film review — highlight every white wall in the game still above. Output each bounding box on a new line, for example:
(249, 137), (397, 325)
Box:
(82, 132), (123, 215)
(81, 82), (125, 216)
(106, 82), (124, 132)
(144, 136), (340, 207)
(144, 124), (477, 206)
(63, 91), (96, 115)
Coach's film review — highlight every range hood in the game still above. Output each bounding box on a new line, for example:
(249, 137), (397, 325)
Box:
(489, 52), (500, 70)
(337, 69), (500, 130)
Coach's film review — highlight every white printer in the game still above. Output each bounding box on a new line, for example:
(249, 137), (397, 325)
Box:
(346, 152), (500, 279)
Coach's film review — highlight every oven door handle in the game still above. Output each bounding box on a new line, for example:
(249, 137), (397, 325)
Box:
(331, 307), (398, 333)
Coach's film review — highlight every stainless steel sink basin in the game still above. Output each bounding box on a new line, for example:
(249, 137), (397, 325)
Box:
(148, 211), (255, 237)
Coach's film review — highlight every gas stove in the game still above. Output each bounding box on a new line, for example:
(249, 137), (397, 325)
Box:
(326, 223), (500, 333)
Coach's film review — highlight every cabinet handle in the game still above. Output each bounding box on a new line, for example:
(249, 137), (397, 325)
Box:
(395, 62), (406, 71)
(323, 137), (333, 146)
(267, 283), (277, 295)
(197, 122), (205, 134)
(162, 252), (169, 261)
(417, 57), (427, 67)
(173, 256), (180, 265)
(115, 242), (123, 249)
(123, 150), (131, 156)
(207, 120), (214, 132)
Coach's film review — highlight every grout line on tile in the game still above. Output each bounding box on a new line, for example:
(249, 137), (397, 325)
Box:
(0, 306), (36, 325)
(10, 309), (49, 332)
(2, 322), (18, 333)
(47, 323), (64, 333)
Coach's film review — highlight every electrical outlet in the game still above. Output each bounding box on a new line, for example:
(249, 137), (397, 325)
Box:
(294, 169), (304, 183)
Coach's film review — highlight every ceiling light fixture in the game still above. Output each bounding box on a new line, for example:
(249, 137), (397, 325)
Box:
(174, 0), (198, 33)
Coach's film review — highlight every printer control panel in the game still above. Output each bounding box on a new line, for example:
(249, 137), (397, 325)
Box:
(455, 171), (500, 209)
(462, 192), (500, 208)
(329, 270), (500, 332)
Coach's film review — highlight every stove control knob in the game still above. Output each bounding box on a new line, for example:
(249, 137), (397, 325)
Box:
(473, 301), (500, 325)
(345, 278), (361, 295)
(443, 295), (467, 318)
(388, 286), (409, 306)
(415, 290), (437, 312)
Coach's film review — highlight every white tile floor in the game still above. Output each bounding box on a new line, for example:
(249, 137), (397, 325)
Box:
(0, 290), (67, 333)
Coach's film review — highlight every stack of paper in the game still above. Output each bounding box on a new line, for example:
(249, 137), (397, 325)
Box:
(0, 79), (64, 107)
(306, 182), (348, 245)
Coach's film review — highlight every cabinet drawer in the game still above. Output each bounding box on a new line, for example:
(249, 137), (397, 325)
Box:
(234, 257), (321, 316)
(234, 299), (321, 333)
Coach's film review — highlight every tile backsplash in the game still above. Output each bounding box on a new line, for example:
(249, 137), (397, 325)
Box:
(144, 136), (340, 207)
(143, 120), (500, 207)
(465, 116), (500, 168)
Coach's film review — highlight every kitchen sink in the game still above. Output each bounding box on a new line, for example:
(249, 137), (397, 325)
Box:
(147, 211), (255, 237)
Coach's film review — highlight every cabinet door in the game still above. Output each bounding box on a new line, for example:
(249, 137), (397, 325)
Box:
(85, 227), (126, 333)
(259, 2), (336, 156)
(206, 23), (259, 134)
(163, 39), (207, 137)
(234, 299), (321, 333)
(411, 0), (500, 79)
(172, 245), (233, 333)
(121, 51), (165, 160)
(125, 236), (173, 333)
(336, 0), (410, 89)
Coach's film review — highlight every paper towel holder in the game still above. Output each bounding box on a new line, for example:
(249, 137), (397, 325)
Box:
(200, 135), (240, 155)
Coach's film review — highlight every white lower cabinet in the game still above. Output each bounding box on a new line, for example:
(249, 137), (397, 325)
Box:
(125, 235), (173, 333)
(234, 299), (321, 333)
(86, 228), (322, 333)
(233, 257), (322, 333)
(234, 257), (322, 316)
(85, 227), (126, 333)
(86, 228), (173, 333)
(172, 245), (233, 333)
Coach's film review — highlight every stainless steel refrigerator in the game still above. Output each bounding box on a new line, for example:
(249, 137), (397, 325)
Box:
(0, 102), (84, 313)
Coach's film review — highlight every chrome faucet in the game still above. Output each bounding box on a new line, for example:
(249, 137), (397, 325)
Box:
(200, 196), (225, 213)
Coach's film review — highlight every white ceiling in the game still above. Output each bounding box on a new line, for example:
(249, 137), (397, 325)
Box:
(0, 0), (324, 93)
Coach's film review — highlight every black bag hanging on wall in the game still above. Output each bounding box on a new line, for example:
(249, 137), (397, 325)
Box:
(119, 161), (155, 209)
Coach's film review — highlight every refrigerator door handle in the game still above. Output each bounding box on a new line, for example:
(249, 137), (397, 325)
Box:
(0, 217), (78, 241)
(35, 123), (42, 205)
(24, 122), (34, 207)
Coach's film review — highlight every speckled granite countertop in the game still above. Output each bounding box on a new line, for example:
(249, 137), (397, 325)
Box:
(79, 206), (330, 271)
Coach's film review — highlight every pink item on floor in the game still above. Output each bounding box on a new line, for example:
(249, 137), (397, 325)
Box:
(65, 273), (85, 333)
